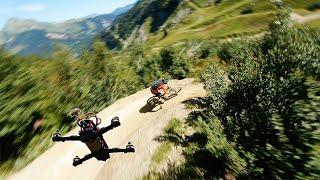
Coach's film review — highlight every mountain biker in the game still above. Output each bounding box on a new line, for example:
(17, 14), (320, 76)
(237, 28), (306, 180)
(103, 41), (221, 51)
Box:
(150, 78), (169, 97)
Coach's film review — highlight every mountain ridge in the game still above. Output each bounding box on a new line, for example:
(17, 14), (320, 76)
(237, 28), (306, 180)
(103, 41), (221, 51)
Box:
(0, 3), (134, 56)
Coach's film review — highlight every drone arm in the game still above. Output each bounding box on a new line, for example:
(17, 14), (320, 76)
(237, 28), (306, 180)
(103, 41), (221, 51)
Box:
(99, 124), (116, 135)
(73, 153), (94, 166)
(53, 135), (81, 142)
(99, 117), (121, 135)
(63, 135), (81, 141)
(108, 148), (130, 153)
(81, 153), (94, 161)
(107, 142), (134, 153)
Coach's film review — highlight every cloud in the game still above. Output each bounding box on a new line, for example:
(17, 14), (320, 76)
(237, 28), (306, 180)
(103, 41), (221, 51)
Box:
(19, 4), (46, 12)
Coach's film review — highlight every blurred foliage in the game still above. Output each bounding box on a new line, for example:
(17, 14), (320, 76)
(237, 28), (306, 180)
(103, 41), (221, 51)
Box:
(0, 39), (142, 176)
(138, 47), (190, 86)
(97, 31), (122, 50)
(307, 2), (320, 11)
(198, 7), (320, 179)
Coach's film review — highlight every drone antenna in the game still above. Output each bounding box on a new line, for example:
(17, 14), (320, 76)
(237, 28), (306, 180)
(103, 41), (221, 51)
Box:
(70, 108), (81, 118)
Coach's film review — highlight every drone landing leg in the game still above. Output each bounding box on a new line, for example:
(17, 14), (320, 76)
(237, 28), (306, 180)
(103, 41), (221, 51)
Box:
(73, 153), (94, 167)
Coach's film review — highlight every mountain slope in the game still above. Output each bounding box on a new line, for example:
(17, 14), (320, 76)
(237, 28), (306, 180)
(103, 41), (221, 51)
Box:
(100, 0), (320, 49)
(99, 0), (182, 49)
(8, 79), (206, 180)
(0, 4), (133, 56)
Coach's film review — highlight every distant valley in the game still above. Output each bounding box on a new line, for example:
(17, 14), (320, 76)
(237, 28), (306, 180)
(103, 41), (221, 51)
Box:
(0, 3), (133, 56)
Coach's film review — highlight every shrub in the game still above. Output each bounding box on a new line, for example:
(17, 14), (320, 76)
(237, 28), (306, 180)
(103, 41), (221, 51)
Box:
(170, 56), (190, 79)
(137, 54), (163, 86)
(160, 47), (175, 71)
(198, 41), (220, 59)
(218, 40), (254, 64)
(241, 6), (253, 14)
(215, 0), (222, 5)
(199, 8), (320, 179)
(307, 2), (320, 11)
(192, 118), (247, 177)
(138, 47), (191, 83)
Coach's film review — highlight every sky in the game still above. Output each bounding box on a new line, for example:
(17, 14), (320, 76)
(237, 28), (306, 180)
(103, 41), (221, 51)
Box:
(0, 0), (137, 29)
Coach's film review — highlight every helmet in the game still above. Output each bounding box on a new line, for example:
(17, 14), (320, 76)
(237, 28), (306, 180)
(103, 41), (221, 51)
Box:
(162, 78), (168, 84)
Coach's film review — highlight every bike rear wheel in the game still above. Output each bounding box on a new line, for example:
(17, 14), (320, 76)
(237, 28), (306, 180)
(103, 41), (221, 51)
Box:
(147, 96), (161, 107)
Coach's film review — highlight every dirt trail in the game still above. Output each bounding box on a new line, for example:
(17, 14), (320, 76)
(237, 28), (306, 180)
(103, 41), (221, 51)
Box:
(291, 12), (320, 24)
(8, 79), (206, 180)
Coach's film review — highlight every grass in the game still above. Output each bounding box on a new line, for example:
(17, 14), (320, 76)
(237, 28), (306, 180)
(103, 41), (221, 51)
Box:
(143, 0), (279, 48)
(141, 0), (320, 50)
(299, 18), (320, 27)
(141, 118), (185, 179)
(207, 11), (274, 37)
(152, 118), (184, 165)
(164, 118), (184, 136)
(153, 11), (274, 47)
(151, 142), (173, 165)
(189, 0), (252, 29)
(294, 8), (316, 16)
(284, 0), (320, 9)
(190, 0), (208, 8)
(252, 0), (276, 12)
(185, 101), (199, 110)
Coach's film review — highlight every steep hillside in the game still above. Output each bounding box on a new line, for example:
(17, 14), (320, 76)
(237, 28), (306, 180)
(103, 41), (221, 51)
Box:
(100, 0), (320, 49)
(0, 4), (133, 56)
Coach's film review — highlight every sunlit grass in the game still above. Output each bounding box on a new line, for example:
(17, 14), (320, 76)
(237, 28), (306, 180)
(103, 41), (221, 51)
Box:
(153, 11), (274, 47)
(151, 142), (173, 165)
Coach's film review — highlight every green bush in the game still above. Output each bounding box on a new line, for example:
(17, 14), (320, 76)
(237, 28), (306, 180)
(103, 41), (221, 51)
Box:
(198, 9), (320, 179)
(198, 41), (220, 59)
(307, 2), (320, 11)
(138, 54), (163, 86)
(138, 47), (191, 85)
(192, 118), (247, 177)
(218, 40), (254, 65)
(215, 0), (222, 5)
(160, 48), (175, 71)
(241, 6), (253, 14)
(170, 56), (190, 79)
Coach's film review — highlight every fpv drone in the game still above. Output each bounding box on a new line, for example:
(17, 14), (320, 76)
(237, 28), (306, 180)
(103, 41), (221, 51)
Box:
(52, 108), (134, 167)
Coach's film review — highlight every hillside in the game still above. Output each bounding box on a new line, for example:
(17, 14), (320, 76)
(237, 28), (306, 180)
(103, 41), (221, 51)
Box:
(100, 0), (320, 49)
(0, 4), (133, 56)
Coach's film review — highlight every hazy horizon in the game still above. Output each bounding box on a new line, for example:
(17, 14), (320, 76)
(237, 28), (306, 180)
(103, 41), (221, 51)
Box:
(0, 0), (137, 29)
